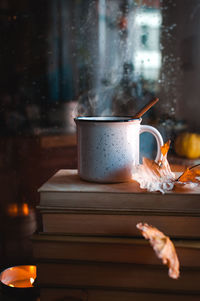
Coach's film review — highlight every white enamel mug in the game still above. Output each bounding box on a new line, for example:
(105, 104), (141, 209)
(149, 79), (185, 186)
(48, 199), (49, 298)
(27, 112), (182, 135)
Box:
(75, 117), (163, 183)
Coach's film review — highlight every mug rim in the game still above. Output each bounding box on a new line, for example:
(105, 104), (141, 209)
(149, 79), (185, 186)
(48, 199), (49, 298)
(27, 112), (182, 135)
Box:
(74, 116), (141, 123)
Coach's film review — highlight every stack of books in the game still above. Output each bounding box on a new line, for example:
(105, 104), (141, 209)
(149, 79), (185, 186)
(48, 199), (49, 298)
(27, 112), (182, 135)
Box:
(33, 169), (200, 301)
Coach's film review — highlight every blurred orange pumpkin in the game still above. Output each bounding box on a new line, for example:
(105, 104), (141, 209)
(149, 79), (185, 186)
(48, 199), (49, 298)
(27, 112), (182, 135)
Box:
(175, 132), (200, 159)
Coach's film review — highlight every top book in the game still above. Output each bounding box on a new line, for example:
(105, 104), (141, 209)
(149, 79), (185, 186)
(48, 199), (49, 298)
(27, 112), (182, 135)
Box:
(38, 169), (200, 215)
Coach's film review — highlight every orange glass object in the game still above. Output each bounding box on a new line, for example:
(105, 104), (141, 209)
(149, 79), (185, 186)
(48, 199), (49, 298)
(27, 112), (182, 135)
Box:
(0, 265), (36, 288)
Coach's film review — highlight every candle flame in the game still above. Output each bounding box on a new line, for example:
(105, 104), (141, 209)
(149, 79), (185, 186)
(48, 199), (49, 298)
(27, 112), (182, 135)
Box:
(0, 265), (37, 288)
(30, 277), (34, 285)
(22, 203), (29, 216)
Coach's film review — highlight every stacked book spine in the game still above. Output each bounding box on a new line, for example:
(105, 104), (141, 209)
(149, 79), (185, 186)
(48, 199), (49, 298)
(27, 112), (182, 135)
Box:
(33, 169), (200, 301)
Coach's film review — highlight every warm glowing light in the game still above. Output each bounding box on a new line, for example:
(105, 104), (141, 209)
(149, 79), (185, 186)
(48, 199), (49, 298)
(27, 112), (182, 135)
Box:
(30, 277), (34, 285)
(29, 265), (36, 272)
(22, 203), (29, 216)
(6, 203), (30, 217)
(0, 265), (37, 288)
(7, 203), (18, 216)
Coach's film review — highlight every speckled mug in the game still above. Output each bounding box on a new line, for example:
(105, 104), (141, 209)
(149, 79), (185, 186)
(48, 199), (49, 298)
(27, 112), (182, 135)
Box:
(75, 117), (163, 183)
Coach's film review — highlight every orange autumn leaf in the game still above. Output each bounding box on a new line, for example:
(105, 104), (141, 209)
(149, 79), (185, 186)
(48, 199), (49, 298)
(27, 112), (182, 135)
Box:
(133, 139), (200, 192)
(161, 140), (171, 157)
(142, 140), (172, 178)
(132, 140), (175, 193)
(178, 167), (200, 183)
(136, 222), (180, 279)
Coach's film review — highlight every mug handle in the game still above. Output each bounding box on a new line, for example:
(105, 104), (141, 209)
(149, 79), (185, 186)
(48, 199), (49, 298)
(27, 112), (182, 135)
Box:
(140, 125), (164, 162)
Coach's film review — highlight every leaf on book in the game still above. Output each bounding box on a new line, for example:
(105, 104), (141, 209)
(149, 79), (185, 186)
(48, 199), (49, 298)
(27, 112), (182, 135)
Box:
(136, 222), (180, 279)
(174, 164), (200, 191)
(132, 140), (175, 193)
(132, 140), (200, 193)
(177, 167), (200, 183)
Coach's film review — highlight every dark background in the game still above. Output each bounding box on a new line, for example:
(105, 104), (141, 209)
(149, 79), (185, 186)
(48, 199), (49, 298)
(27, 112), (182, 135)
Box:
(0, 0), (199, 273)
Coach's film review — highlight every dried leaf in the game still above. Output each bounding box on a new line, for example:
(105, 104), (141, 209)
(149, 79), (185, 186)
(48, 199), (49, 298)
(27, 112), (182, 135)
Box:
(132, 140), (175, 193)
(177, 167), (200, 183)
(161, 140), (171, 157)
(132, 140), (200, 193)
(136, 222), (180, 279)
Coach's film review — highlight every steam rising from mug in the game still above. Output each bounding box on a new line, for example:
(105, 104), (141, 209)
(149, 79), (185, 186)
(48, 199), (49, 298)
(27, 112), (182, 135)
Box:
(74, 88), (117, 117)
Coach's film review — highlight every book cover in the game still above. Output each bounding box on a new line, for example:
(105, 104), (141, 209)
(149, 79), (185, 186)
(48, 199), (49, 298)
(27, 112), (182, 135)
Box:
(40, 211), (200, 238)
(32, 233), (200, 268)
(38, 169), (200, 214)
(39, 287), (199, 301)
(37, 260), (200, 293)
